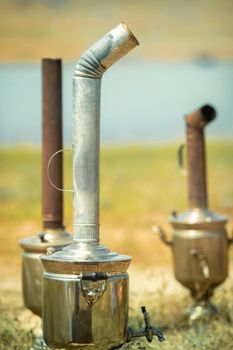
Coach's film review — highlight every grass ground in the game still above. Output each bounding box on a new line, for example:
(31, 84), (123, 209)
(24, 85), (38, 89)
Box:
(0, 142), (233, 349)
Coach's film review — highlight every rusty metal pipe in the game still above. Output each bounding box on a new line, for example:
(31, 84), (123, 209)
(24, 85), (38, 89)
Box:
(185, 105), (216, 209)
(42, 58), (63, 230)
(19, 59), (72, 319)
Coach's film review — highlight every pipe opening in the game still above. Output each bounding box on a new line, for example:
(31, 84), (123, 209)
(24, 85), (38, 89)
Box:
(201, 105), (216, 123)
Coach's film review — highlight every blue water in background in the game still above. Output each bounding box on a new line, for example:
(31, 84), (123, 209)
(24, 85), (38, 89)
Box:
(0, 59), (232, 145)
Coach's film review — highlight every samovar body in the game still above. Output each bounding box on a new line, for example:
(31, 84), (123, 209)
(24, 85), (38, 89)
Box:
(42, 251), (131, 349)
(171, 209), (228, 301)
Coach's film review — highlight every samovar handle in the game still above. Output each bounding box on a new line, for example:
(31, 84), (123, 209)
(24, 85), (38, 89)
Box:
(47, 148), (73, 192)
(178, 143), (188, 176)
(151, 225), (173, 246)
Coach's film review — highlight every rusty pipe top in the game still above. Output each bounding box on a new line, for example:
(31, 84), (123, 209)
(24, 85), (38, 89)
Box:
(185, 105), (216, 130)
(185, 104), (216, 209)
(42, 58), (64, 230)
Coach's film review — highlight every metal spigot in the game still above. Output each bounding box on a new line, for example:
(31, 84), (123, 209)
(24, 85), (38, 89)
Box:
(126, 306), (165, 343)
(190, 249), (210, 280)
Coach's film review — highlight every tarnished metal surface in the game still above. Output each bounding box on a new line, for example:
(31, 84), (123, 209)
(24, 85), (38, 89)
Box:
(42, 58), (63, 230)
(22, 251), (42, 316)
(172, 228), (228, 300)
(20, 235), (71, 317)
(41, 24), (140, 349)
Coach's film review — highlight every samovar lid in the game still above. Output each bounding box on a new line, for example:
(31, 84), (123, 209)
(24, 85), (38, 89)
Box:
(169, 208), (228, 230)
(40, 241), (132, 274)
(19, 229), (72, 253)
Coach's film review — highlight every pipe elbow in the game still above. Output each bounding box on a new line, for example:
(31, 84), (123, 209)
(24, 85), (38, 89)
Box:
(75, 23), (139, 78)
(185, 104), (216, 129)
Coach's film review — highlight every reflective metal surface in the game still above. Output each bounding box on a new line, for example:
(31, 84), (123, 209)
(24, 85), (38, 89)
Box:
(42, 272), (129, 349)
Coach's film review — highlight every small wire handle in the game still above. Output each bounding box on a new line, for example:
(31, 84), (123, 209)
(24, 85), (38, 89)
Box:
(47, 148), (73, 192)
(178, 144), (187, 176)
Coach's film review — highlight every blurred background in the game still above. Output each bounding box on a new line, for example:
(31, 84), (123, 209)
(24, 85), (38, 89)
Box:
(0, 1), (233, 349)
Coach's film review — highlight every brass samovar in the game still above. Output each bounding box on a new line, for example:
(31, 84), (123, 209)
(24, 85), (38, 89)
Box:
(153, 105), (230, 322)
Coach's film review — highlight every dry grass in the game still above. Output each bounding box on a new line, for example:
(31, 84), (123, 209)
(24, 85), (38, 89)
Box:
(0, 143), (233, 349)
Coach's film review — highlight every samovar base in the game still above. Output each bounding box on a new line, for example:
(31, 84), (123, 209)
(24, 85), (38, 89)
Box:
(187, 300), (217, 325)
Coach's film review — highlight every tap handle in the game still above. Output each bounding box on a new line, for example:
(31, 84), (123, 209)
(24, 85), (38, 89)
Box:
(190, 249), (210, 279)
(126, 307), (165, 343)
(141, 306), (165, 342)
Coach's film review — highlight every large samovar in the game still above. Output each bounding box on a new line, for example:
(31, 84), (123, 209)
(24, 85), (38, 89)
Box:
(20, 59), (72, 318)
(41, 24), (164, 349)
(153, 105), (230, 322)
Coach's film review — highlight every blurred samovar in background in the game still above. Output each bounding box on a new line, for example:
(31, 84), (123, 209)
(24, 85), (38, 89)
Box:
(19, 59), (72, 347)
(153, 105), (231, 322)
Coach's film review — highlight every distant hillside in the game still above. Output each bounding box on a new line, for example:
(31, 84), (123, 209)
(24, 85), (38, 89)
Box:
(0, 0), (233, 61)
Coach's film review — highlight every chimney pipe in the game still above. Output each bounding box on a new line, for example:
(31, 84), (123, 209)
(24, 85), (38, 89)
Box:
(19, 59), (72, 319)
(72, 23), (139, 244)
(185, 105), (216, 209)
(42, 58), (64, 230)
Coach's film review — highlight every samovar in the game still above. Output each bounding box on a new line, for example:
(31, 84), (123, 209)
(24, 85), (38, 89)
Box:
(153, 105), (230, 322)
(41, 24), (164, 349)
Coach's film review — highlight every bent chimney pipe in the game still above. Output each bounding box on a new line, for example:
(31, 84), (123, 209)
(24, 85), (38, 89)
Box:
(185, 105), (216, 209)
(154, 104), (229, 324)
(73, 23), (139, 244)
